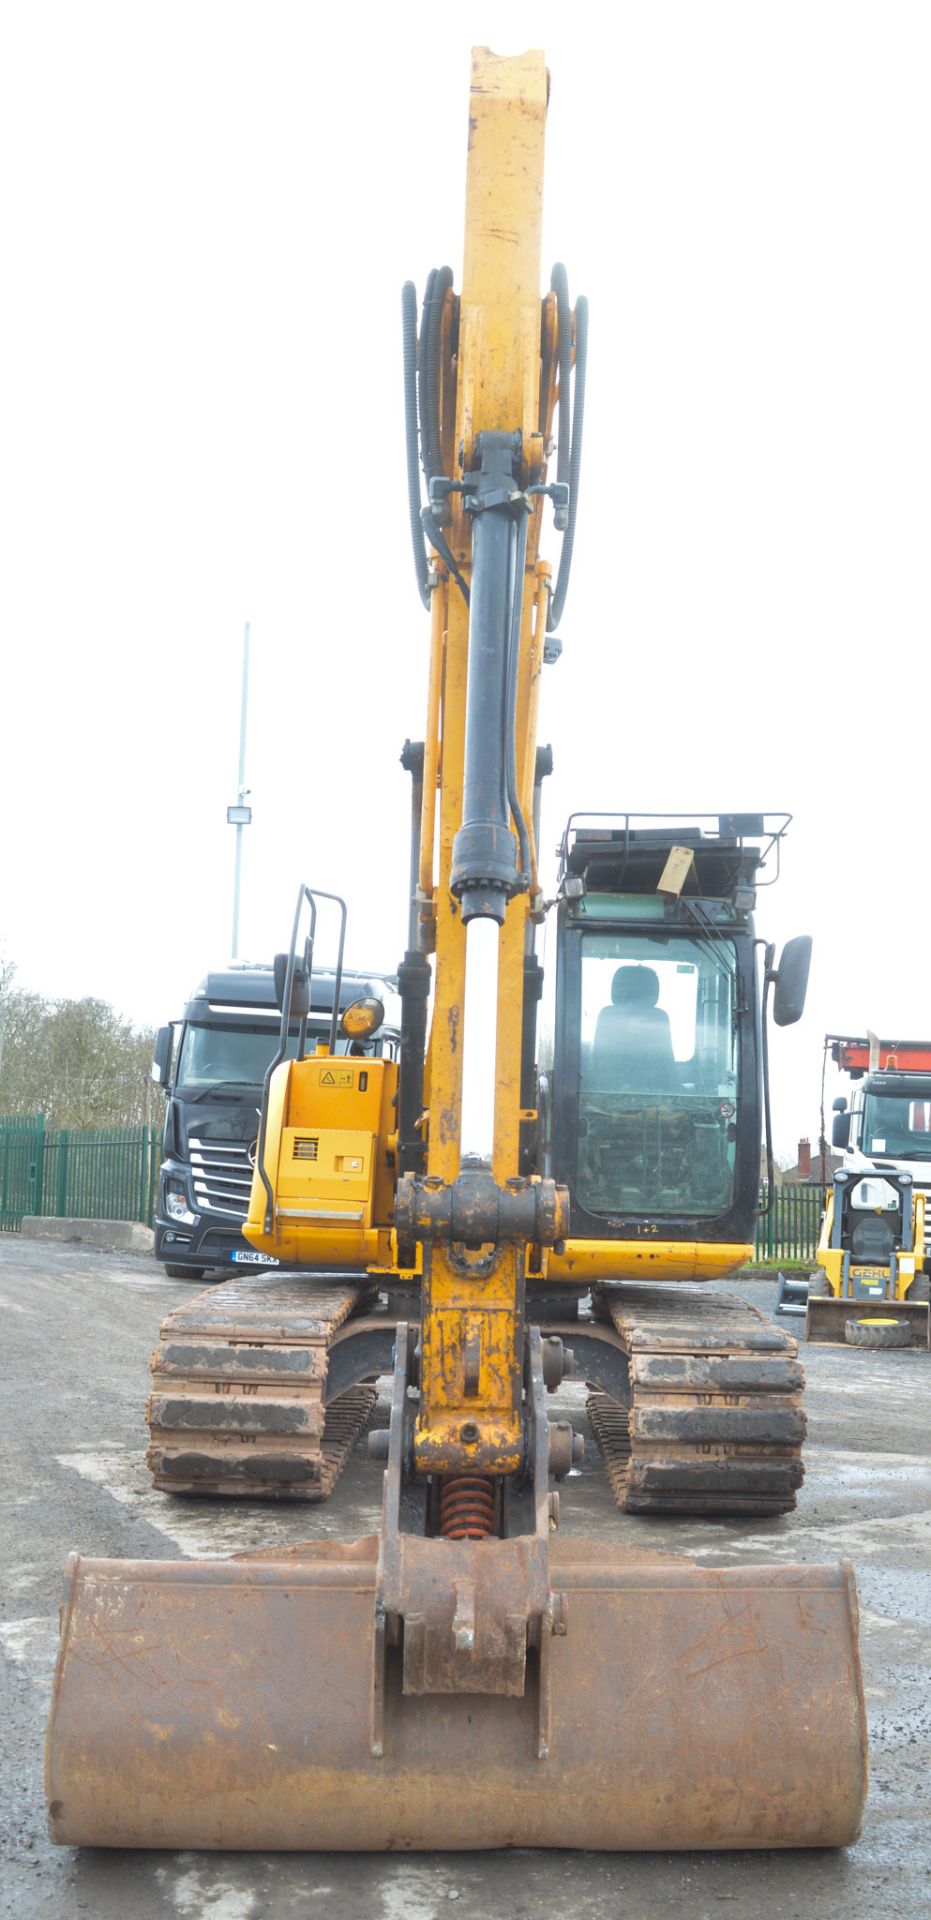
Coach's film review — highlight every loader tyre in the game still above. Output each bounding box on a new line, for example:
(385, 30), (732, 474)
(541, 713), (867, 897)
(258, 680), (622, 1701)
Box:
(808, 1270), (831, 1296)
(845, 1317), (911, 1349)
(163, 1265), (205, 1280)
(906, 1272), (930, 1304)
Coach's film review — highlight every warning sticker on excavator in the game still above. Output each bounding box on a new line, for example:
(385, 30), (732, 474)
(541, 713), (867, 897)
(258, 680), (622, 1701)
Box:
(319, 1068), (353, 1088)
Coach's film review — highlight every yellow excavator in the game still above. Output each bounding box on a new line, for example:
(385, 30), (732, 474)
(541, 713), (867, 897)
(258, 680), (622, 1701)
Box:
(46, 48), (867, 1853)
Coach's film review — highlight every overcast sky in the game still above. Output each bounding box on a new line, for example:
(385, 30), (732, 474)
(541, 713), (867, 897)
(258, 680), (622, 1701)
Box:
(2, 2), (928, 1156)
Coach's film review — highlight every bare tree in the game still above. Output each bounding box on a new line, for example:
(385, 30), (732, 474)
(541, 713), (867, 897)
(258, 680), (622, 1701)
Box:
(0, 983), (159, 1130)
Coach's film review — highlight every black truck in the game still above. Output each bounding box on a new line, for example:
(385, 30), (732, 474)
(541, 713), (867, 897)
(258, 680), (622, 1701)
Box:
(151, 961), (400, 1279)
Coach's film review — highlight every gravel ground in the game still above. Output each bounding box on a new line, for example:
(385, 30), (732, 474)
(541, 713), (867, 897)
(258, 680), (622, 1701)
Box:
(0, 1239), (928, 1919)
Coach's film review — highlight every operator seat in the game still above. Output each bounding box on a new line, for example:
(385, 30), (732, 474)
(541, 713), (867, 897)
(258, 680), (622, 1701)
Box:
(593, 965), (677, 1093)
(847, 1213), (898, 1265)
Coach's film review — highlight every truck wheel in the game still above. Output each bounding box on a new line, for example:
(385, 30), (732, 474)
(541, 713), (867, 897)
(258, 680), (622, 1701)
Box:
(164, 1264), (205, 1280)
(906, 1272), (930, 1304)
(845, 1317), (911, 1349)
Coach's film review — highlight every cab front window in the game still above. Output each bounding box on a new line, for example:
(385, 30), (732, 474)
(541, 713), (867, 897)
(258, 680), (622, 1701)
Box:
(576, 931), (738, 1216)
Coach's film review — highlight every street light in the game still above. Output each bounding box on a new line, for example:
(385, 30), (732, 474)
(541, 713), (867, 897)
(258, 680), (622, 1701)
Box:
(228, 623), (252, 958)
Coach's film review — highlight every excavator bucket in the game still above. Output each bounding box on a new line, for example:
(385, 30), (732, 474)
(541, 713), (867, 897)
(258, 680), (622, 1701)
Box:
(47, 1535), (866, 1852)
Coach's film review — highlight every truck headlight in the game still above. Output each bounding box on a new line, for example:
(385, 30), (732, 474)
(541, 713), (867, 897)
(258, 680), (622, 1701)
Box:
(165, 1182), (197, 1226)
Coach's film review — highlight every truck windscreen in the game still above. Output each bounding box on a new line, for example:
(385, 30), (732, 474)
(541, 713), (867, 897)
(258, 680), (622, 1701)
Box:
(176, 1023), (358, 1090)
(861, 1093), (931, 1161)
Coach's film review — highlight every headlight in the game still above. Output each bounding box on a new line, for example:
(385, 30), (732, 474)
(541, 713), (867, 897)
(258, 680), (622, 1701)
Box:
(340, 996), (385, 1041)
(165, 1182), (197, 1226)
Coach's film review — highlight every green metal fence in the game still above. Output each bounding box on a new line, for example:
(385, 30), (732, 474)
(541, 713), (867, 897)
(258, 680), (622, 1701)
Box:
(753, 1184), (825, 1267)
(42, 1126), (160, 1228)
(0, 1118), (160, 1232)
(0, 1116), (45, 1231)
(0, 1114), (824, 1261)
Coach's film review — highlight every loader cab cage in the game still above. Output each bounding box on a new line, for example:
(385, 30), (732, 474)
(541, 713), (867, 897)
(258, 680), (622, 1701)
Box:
(829, 1167), (915, 1284)
(549, 817), (771, 1243)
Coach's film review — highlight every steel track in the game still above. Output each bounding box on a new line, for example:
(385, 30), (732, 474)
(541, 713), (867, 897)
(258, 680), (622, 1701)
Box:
(147, 1273), (377, 1499)
(587, 1283), (806, 1515)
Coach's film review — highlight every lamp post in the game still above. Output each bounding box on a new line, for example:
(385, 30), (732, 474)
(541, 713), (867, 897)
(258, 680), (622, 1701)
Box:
(227, 622), (252, 959)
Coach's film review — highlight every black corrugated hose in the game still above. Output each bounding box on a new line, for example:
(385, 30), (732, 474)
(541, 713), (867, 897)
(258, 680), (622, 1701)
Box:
(504, 507), (533, 885)
(549, 290), (588, 631)
(402, 281), (430, 609)
(418, 268), (438, 487)
(550, 263), (573, 492)
(422, 265), (453, 487)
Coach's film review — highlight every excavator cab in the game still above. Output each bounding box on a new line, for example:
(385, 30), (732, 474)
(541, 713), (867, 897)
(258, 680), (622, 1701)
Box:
(545, 814), (806, 1270)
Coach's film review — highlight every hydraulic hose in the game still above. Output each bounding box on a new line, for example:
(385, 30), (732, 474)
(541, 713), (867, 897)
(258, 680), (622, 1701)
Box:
(421, 265), (453, 488)
(418, 268), (438, 488)
(550, 263), (572, 491)
(420, 505), (470, 608)
(549, 292), (588, 631)
(402, 282), (430, 608)
(503, 508), (532, 884)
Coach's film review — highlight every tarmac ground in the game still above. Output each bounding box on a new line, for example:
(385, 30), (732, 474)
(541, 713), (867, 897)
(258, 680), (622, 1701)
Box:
(1, 1237), (928, 1919)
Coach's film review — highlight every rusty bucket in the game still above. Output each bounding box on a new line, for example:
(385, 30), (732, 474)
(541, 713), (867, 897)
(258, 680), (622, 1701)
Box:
(806, 1293), (931, 1347)
(46, 1535), (866, 1851)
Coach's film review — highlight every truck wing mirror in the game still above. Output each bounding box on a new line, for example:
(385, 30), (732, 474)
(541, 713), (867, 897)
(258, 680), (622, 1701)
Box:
(772, 935), (812, 1028)
(832, 1110), (851, 1150)
(832, 1095), (848, 1112)
(273, 952), (311, 1019)
(151, 1025), (172, 1086)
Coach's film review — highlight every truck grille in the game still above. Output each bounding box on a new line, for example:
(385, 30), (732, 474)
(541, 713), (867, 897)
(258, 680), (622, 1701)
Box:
(188, 1137), (255, 1220)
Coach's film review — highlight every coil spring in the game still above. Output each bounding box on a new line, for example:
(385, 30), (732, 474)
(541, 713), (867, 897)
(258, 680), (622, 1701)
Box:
(437, 1473), (496, 1541)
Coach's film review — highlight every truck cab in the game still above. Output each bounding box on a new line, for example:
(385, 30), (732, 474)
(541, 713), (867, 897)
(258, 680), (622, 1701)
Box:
(151, 961), (400, 1279)
(831, 1039), (931, 1264)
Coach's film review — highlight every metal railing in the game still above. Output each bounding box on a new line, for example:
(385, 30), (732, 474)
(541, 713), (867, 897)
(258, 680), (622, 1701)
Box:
(0, 1115), (45, 1231)
(1, 1114), (825, 1261)
(0, 1117), (160, 1232)
(753, 1184), (824, 1267)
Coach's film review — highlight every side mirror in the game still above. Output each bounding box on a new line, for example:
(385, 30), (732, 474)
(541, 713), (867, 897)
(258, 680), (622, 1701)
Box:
(273, 952), (311, 1019)
(832, 1111), (851, 1150)
(151, 1025), (173, 1087)
(832, 1095), (848, 1113)
(772, 935), (812, 1028)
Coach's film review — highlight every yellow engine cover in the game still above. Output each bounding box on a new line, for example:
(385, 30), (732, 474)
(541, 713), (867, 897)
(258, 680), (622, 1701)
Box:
(244, 1053), (398, 1270)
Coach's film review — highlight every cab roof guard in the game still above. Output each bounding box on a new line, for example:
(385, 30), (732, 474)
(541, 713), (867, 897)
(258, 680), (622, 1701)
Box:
(559, 812), (791, 887)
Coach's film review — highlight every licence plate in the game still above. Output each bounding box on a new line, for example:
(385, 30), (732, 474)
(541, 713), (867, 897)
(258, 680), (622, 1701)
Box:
(231, 1250), (279, 1265)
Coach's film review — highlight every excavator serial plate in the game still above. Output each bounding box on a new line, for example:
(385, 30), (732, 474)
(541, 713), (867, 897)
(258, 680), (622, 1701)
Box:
(46, 1536), (866, 1852)
(147, 1274), (380, 1498)
(589, 1284), (805, 1514)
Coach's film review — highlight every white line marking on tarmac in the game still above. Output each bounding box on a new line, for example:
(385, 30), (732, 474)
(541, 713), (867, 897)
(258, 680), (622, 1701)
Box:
(54, 1446), (362, 1561)
(379, 1865), (449, 1920)
(156, 1862), (257, 1919)
(692, 1506), (931, 1562)
(0, 1615), (58, 1678)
